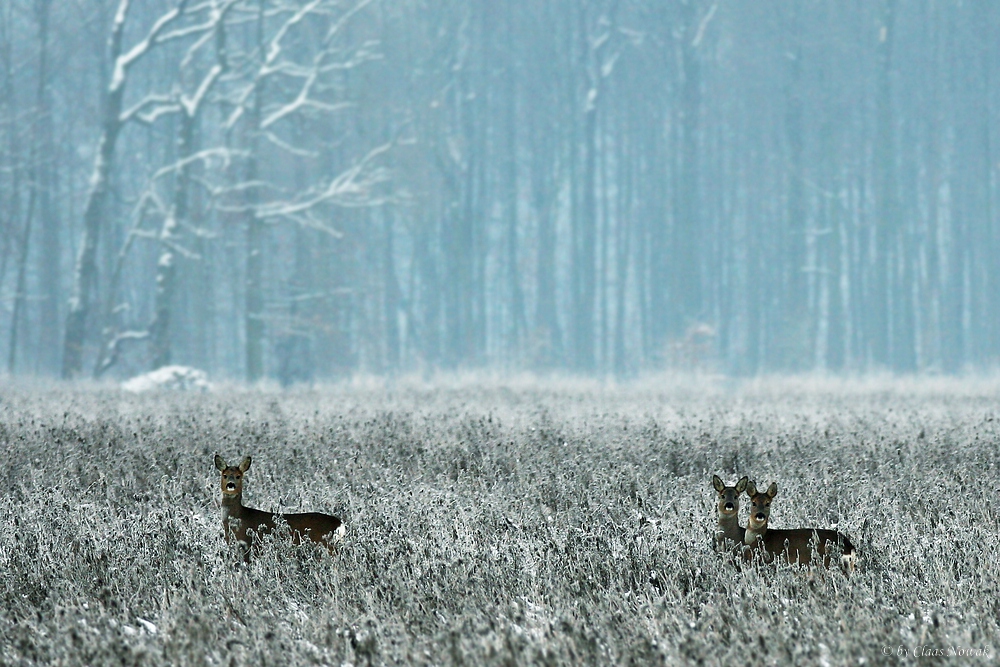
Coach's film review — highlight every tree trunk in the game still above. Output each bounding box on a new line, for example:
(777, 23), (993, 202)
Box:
(502, 7), (525, 363)
(871, 0), (898, 369)
(573, 4), (599, 372)
(7, 194), (34, 374)
(149, 112), (195, 369)
(35, 0), (59, 374)
(62, 0), (189, 377)
(245, 212), (264, 380)
(613, 106), (632, 377)
(784, 4), (807, 368)
(62, 1), (131, 378)
(671, 0), (703, 340)
(245, 0), (265, 382)
(530, 110), (561, 367)
(7, 0), (52, 373)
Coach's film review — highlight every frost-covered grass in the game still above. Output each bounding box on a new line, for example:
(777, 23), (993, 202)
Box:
(1, 376), (998, 665)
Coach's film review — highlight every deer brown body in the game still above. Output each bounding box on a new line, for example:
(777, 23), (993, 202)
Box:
(215, 455), (344, 558)
(743, 481), (855, 570)
(712, 475), (748, 552)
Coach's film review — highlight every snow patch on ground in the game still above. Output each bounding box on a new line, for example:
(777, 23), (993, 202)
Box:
(122, 365), (211, 393)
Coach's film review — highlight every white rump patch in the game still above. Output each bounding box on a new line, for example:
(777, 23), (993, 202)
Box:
(842, 552), (857, 573)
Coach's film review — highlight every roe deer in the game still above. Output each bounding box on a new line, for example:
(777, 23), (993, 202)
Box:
(214, 454), (345, 558)
(712, 475), (748, 552)
(743, 480), (855, 571)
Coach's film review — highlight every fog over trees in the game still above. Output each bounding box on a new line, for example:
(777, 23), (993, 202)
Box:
(0, 0), (997, 382)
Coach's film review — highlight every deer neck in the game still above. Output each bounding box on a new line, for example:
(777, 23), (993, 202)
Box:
(744, 523), (767, 545)
(717, 512), (742, 538)
(221, 492), (244, 518)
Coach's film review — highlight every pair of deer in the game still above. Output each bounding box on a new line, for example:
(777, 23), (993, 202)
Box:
(215, 455), (345, 558)
(712, 475), (856, 570)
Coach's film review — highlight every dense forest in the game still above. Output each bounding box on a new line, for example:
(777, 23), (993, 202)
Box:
(0, 0), (997, 382)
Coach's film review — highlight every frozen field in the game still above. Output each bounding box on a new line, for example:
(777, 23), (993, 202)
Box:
(1, 376), (998, 665)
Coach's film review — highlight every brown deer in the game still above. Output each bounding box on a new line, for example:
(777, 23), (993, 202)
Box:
(214, 454), (344, 558)
(712, 475), (748, 552)
(743, 480), (855, 571)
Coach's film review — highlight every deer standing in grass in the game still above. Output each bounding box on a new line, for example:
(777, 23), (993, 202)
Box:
(214, 455), (344, 559)
(743, 480), (856, 571)
(712, 475), (748, 552)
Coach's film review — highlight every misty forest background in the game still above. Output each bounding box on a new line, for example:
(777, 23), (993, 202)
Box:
(0, 0), (998, 384)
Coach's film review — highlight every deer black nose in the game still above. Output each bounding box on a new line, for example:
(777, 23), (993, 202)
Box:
(755, 513), (765, 521)
(724, 502), (734, 511)
(226, 482), (236, 490)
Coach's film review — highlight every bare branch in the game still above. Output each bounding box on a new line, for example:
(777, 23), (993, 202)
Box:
(323, 0), (376, 46)
(262, 95), (350, 129)
(94, 329), (150, 378)
(158, 235), (202, 261)
(692, 2), (718, 48)
(265, 0), (324, 66)
(255, 142), (391, 219)
(179, 220), (218, 239)
(121, 95), (180, 125)
(263, 132), (321, 158)
(113, 0), (191, 93)
(224, 0), (323, 130)
(182, 63), (223, 116)
(149, 147), (235, 183)
(179, 0), (241, 69)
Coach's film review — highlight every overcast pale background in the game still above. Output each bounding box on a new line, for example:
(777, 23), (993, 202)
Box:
(0, 0), (997, 383)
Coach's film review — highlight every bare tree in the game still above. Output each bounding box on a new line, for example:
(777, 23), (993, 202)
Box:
(93, 0), (236, 376)
(7, 0), (55, 373)
(61, 0), (192, 378)
(147, 1), (235, 370)
(219, 0), (385, 381)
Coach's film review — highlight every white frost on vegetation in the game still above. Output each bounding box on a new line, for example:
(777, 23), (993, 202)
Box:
(2, 376), (1000, 664)
(136, 617), (158, 634)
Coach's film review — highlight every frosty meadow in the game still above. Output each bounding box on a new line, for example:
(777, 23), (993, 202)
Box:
(0, 376), (998, 665)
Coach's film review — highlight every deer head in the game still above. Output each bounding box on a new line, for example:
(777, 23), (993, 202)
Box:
(215, 454), (252, 499)
(712, 474), (748, 519)
(745, 480), (778, 533)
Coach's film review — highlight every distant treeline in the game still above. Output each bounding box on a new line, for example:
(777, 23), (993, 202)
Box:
(0, 0), (997, 381)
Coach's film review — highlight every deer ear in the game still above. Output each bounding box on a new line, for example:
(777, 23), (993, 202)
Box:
(736, 476), (748, 493)
(239, 456), (252, 472)
(746, 481), (757, 497)
(712, 475), (724, 493)
(767, 482), (778, 498)
(214, 454), (227, 471)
